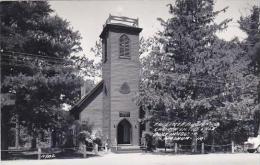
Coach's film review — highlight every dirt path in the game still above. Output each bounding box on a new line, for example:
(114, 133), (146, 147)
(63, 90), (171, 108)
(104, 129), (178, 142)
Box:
(2, 153), (260, 165)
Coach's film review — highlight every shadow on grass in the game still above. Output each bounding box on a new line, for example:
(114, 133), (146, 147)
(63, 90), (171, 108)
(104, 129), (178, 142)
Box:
(140, 149), (207, 156)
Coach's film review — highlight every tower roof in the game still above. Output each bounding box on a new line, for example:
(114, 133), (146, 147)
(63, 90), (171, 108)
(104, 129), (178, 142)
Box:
(104, 15), (139, 27)
(100, 15), (142, 39)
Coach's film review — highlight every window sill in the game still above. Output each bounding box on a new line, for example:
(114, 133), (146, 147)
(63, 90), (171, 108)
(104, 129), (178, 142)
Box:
(119, 56), (131, 59)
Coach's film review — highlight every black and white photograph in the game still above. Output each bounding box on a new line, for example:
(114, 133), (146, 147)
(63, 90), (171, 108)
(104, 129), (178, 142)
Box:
(1, 0), (260, 165)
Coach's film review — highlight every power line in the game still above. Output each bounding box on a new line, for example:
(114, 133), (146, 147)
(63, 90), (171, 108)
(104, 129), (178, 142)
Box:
(1, 62), (39, 69)
(0, 51), (77, 66)
(1, 54), (71, 65)
(1, 50), (66, 61)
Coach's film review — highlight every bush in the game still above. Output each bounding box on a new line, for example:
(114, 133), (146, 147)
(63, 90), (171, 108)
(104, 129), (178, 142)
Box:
(63, 135), (74, 148)
(93, 137), (102, 150)
(142, 131), (155, 151)
(85, 139), (93, 151)
(78, 131), (91, 143)
(91, 128), (103, 150)
(204, 120), (254, 145)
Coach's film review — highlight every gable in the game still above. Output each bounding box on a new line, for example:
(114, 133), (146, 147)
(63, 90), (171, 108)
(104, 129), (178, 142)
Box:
(70, 80), (104, 119)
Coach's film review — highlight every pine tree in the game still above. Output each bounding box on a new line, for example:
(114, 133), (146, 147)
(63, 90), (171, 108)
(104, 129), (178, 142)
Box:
(239, 6), (260, 73)
(0, 1), (94, 152)
(239, 5), (260, 136)
(138, 0), (259, 151)
(140, 0), (231, 123)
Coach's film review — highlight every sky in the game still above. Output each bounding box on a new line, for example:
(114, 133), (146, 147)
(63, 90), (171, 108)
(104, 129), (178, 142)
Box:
(49, 0), (260, 58)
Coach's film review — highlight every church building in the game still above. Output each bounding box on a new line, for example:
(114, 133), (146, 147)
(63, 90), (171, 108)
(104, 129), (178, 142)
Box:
(70, 15), (143, 147)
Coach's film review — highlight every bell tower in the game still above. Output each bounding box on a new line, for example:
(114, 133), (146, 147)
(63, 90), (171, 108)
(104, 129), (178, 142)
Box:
(100, 15), (142, 146)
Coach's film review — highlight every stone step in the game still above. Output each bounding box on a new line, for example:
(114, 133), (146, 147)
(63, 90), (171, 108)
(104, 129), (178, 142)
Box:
(111, 145), (144, 153)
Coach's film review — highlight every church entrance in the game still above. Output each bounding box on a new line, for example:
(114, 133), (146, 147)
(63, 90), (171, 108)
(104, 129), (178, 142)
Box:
(117, 119), (132, 144)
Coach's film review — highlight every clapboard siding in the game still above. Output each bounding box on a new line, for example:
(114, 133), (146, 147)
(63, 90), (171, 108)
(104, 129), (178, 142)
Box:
(79, 22), (142, 146)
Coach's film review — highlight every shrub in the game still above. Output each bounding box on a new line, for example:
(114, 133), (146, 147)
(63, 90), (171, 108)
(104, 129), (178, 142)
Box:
(78, 131), (91, 143)
(142, 131), (155, 151)
(91, 128), (103, 150)
(93, 138), (102, 150)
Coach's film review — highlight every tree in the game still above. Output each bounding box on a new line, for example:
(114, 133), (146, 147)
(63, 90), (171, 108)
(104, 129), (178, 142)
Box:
(239, 5), (260, 73)
(139, 0), (230, 123)
(0, 1), (94, 153)
(1, 1), (82, 58)
(239, 5), (260, 136)
(138, 0), (258, 152)
(89, 39), (102, 80)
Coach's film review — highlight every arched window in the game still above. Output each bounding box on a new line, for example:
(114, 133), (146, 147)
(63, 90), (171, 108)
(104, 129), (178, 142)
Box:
(119, 34), (130, 58)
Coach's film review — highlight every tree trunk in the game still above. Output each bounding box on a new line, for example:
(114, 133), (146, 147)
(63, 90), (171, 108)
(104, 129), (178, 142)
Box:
(31, 137), (37, 149)
(31, 131), (38, 149)
(145, 110), (150, 132)
(1, 106), (12, 159)
(1, 121), (9, 159)
(258, 119), (260, 135)
(51, 130), (56, 148)
(253, 110), (260, 136)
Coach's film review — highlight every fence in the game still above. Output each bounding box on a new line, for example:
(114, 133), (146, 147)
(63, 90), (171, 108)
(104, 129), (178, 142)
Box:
(157, 141), (237, 154)
(1, 144), (99, 160)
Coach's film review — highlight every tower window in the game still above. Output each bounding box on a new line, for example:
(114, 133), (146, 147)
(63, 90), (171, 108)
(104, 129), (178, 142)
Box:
(103, 38), (107, 63)
(119, 34), (130, 58)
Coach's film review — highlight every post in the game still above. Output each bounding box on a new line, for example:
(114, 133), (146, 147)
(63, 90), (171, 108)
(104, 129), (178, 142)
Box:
(37, 147), (41, 160)
(15, 114), (19, 149)
(94, 143), (98, 155)
(231, 141), (234, 153)
(49, 129), (53, 148)
(164, 137), (167, 152)
(201, 143), (205, 154)
(83, 145), (86, 158)
(144, 138), (147, 152)
(115, 138), (118, 151)
(192, 133), (198, 153)
(105, 142), (108, 152)
(174, 143), (178, 154)
(211, 130), (215, 152)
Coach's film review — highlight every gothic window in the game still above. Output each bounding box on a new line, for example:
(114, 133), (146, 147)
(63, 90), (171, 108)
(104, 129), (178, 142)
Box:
(119, 34), (130, 58)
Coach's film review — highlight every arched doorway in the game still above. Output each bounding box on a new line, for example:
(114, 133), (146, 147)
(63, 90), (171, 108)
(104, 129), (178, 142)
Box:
(117, 119), (132, 144)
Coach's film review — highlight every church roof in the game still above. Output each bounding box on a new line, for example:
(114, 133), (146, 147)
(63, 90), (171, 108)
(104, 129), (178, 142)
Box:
(70, 80), (104, 119)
